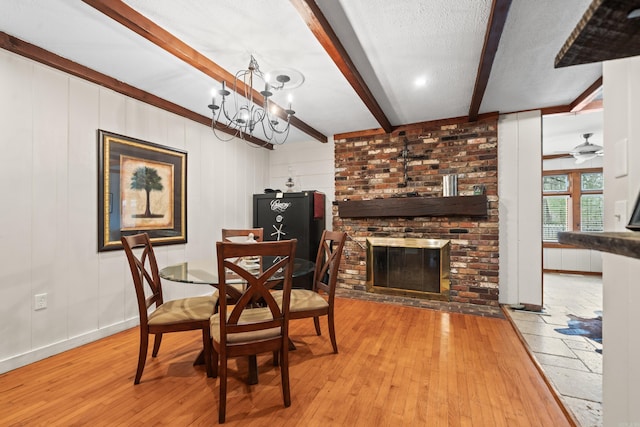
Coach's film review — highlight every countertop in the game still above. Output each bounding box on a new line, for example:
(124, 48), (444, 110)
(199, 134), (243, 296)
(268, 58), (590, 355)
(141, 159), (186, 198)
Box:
(558, 231), (640, 260)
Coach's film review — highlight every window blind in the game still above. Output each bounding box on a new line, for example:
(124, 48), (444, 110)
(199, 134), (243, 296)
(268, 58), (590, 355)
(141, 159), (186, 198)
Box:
(543, 195), (570, 241)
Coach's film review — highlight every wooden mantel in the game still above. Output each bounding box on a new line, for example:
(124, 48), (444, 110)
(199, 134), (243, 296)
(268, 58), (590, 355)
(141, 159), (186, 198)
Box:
(337, 195), (488, 218)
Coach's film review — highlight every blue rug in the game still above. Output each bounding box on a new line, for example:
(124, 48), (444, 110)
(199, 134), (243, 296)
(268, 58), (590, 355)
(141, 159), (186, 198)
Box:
(555, 311), (602, 351)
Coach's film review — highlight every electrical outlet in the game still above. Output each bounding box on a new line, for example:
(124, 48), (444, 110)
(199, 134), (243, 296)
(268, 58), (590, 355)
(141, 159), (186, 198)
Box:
(34, 293), (47, 310)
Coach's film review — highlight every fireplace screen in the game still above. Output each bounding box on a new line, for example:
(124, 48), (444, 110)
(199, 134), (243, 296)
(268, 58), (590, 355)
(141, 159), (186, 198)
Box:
(366, 238), (450, 298)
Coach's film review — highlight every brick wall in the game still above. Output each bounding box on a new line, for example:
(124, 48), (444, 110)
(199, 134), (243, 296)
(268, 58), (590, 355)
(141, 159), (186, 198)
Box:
(333, 118), (499, 306)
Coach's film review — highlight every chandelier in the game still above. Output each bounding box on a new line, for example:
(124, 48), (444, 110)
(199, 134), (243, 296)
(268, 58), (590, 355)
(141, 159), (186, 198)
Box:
(208, 55), (301, 145)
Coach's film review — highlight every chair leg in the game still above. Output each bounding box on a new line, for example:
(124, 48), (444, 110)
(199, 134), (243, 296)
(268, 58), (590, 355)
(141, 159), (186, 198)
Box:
(211, 345), (219, 378)
(219, 355), (227, 423)
(280, 342), (291, 407)
(272, 351), (279, 366)
(151, 333), (163, 357)
(313, 316), (322, 336)
(328, 312), (338, 354)
(134, 329), (149, 385)
(202, 326), (213, 378)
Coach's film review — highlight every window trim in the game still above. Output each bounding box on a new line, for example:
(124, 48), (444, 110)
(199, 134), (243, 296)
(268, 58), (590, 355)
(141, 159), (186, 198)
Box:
(542, 167), (602, 246)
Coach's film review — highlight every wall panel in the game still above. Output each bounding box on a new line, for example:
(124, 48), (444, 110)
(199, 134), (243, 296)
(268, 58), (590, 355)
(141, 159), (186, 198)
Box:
(0, 49), (270, 373)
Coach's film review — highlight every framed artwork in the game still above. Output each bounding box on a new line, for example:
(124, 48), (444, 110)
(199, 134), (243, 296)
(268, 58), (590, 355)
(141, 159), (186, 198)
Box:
(98, 130), (187, 251)
(627, 191), (640, 231)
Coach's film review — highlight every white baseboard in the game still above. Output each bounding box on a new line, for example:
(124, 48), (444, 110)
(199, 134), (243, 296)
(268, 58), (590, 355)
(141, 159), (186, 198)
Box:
(0, 318), (139, 374)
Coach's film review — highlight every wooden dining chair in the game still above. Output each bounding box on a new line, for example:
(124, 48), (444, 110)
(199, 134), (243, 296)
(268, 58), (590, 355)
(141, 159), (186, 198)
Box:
(272, 230), (347, 353)
(221, 228), (263, 243)
(121, 233), (217, 384)
(220, 228), (264, 299)
(210, 238), (297, 423)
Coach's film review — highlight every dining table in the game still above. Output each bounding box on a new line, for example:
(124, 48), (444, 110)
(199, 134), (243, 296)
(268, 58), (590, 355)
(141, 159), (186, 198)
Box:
(159, 256), (315, 384)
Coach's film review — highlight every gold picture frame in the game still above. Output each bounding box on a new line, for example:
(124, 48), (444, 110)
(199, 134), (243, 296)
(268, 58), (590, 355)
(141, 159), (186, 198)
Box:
(98, 130), (187, 251)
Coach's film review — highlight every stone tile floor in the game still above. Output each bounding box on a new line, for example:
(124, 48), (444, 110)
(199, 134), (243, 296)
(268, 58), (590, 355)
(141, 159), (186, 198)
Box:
(507, 273), (603, 427)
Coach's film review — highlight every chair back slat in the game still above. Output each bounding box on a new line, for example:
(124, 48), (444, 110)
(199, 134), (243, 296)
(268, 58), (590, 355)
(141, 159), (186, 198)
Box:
(313, 231), (347, 298)
(122, 233), (164, 323)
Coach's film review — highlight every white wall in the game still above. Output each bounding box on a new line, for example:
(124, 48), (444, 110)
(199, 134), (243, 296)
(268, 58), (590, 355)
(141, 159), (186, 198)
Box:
(498, 111), (543, 307)
(543, 247), (602, 272)
(267, 138), (336, 228)
(602, 56), (640, 426)
(0, 49), (270, 373)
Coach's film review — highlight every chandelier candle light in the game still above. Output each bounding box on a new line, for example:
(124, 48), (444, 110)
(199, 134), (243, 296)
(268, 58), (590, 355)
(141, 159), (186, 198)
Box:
(208, 55), (300, 145)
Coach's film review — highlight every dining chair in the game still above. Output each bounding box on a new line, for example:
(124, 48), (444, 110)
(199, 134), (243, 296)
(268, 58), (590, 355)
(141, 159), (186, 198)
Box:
(221, 227), (263, 243)
(210, 238), (297, 423)
(220, 228), (264, 299)
(272, 230), (347, 353)
(121, 233), (217, 384)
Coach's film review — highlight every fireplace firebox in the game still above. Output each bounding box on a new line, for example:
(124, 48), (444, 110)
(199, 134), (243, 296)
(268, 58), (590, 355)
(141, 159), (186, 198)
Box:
(366, 237), (450, 300)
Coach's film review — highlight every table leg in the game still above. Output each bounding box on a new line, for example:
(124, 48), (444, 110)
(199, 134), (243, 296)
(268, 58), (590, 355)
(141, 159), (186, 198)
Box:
(248, 355), (258, 384)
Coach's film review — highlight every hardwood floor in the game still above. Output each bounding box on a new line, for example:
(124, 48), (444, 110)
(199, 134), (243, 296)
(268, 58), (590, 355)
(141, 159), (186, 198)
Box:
(0, 297), (571, 426)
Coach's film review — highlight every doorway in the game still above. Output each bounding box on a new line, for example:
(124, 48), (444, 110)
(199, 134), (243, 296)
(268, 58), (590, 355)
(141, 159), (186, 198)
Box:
(516, 110), (606, 425)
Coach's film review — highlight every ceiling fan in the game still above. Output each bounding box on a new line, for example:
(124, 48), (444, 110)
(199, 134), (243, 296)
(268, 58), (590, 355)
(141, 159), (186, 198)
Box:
(569, 133), (604, 164)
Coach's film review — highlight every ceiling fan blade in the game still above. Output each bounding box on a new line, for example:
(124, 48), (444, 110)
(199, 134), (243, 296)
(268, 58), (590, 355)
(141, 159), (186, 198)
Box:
(574, 153), (598, 164)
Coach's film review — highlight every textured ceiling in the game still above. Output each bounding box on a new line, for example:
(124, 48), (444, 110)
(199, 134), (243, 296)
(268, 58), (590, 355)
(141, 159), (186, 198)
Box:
(0, 0), (605, 145)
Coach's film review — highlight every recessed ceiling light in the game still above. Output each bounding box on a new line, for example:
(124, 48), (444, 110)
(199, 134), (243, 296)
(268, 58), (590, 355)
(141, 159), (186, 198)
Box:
(414, 77), (427, 87)
(628, 8), (640, 19)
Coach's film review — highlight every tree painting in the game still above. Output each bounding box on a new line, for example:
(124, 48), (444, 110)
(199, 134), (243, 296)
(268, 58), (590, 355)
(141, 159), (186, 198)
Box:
(130, 166), (164, 218)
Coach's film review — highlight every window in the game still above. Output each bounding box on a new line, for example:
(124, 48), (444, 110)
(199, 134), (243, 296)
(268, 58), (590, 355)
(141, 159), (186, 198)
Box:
(542, 169), (603, 243)
(543, 195), (570, 240)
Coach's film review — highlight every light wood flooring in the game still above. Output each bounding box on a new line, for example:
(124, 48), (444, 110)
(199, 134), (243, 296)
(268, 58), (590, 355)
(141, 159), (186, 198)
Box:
(0, 297), (572, 426)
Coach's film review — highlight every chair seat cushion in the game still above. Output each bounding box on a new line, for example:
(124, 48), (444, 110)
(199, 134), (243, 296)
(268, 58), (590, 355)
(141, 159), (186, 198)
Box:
(272, 289), (329, 312)
(148, 293), (217, 325)
(211, 307), (281, 344)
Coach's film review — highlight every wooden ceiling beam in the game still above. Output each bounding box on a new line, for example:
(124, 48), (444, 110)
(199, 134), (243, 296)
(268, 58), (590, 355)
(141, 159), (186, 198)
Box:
(540, 76), (603, 116)
(468, 0), (513, 122)
(290, 0), (393, 134)
(543, 153), (573, 160)
(570, 76), (603, 112)
(0, 31), (273, 149)
(81, 0), (327, 143)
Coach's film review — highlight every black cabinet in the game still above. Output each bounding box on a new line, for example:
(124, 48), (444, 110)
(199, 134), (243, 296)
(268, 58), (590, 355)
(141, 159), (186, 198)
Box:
(253, 191), (325, 288)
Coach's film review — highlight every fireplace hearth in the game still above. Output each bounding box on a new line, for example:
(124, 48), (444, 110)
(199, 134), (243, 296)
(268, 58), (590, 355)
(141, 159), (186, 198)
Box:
(366, 237), (450, 300)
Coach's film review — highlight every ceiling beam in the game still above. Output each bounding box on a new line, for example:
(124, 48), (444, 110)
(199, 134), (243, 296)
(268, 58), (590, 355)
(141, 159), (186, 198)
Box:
(81, 0), (328, 143)
(540, 76), (603, 116)
(570, 76), (603, 112)
(468, 0), (513, 122)
(290, 0), (393, 134)
(0, 32), (274, 149)
(543, 153), (573, 160)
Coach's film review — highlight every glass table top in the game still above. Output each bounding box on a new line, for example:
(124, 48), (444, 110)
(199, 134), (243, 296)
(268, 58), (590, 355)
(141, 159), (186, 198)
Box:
(159, 256), (315, 285)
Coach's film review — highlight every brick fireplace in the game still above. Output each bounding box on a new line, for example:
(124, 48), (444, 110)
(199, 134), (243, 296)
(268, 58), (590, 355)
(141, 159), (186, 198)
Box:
(332, 117), (499, 306)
